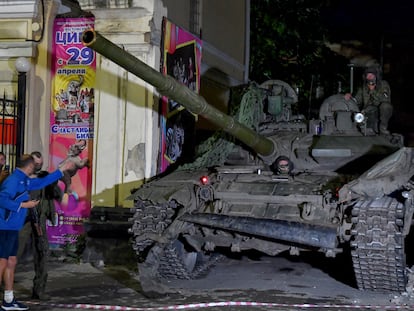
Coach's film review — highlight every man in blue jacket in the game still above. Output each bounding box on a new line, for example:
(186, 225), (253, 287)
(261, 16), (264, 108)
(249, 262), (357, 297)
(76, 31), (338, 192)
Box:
(0, 154), (75, 311)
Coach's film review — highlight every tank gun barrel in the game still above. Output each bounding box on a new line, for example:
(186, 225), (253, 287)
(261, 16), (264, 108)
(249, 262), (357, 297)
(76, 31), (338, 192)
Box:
(81, 29), (276, 158)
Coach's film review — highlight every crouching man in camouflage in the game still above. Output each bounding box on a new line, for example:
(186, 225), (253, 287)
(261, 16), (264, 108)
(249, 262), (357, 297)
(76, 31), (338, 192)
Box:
(345, 66), (393, 134)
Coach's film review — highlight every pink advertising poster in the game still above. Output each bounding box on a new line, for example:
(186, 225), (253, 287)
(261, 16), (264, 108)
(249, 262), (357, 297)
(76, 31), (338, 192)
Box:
(47, 17), (95, 246)
(159, 17), (202, 173)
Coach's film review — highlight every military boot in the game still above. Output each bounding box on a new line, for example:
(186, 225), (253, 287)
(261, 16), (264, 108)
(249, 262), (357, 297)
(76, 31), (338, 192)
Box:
(32, 290), (50, 301)
(379, 125), (390, 135)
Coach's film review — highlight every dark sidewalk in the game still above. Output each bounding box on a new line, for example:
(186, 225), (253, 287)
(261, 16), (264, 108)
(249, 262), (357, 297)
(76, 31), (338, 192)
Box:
(11, 246), (414, 311)
(13, 259), (153, 311)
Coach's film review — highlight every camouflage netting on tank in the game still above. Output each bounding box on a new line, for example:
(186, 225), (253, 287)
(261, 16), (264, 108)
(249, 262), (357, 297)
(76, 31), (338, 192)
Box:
(179, 83), (265, 170)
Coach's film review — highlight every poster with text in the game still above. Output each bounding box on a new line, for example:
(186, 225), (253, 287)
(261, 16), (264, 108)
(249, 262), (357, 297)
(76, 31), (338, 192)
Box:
(47, 17), (95, 247)
(159, 17), (202, 173)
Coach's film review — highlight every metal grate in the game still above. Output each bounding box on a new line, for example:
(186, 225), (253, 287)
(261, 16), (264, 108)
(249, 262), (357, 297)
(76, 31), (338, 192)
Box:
(0, 92), (20, 170)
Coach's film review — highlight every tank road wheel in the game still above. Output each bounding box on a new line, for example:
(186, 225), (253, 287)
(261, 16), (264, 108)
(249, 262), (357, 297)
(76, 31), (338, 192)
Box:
(351, 196), (407, 293)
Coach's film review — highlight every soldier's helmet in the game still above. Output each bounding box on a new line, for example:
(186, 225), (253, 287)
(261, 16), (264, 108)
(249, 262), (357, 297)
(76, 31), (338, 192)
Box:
(271, 155), (294, 175)
(364, 65), (382, 84)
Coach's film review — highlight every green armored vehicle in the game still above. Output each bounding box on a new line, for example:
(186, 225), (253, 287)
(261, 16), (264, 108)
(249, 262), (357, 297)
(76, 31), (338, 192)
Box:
(82, 29), (414, 294)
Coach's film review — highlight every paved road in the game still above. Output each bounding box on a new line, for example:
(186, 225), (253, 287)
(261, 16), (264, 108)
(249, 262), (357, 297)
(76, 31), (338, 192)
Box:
(12, 251), (414, 311)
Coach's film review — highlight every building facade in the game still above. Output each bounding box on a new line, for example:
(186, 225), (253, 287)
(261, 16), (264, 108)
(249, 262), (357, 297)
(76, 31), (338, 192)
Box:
(0, 0), (250, 208)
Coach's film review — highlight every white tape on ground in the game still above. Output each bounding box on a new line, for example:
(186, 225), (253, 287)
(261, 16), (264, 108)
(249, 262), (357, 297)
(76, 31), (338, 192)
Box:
(26, 300), (414, 310)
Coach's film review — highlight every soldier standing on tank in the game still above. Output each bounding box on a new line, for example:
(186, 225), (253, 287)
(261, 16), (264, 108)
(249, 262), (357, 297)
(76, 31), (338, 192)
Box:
(345, 66), (393, 134)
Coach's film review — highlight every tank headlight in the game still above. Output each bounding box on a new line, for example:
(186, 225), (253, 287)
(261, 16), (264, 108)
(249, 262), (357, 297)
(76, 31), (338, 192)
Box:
(200, 175), (209, 185)
(354, 112), (365, 123)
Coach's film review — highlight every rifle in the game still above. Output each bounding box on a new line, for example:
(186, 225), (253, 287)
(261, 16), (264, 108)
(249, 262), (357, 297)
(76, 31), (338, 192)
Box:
(29, 207), (43, 236)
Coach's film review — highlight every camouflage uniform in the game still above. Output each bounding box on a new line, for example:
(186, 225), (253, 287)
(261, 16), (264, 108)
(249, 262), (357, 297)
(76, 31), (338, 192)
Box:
(353, 68), (393, 134)
(25, 172), (61, 299)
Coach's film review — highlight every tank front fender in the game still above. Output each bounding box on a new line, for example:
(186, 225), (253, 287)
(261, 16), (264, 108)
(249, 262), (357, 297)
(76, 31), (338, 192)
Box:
(130, 170), (207, 208)
(339, 147), (414, 200)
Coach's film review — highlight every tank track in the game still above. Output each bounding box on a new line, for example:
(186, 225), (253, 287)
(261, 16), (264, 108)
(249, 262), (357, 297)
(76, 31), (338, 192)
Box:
(129, 200), (176, 254)
(350, 196), (407, 293)
(131, 199), (222, 280)
(158, 242), (194, 279)
(158, 244), (224, 280)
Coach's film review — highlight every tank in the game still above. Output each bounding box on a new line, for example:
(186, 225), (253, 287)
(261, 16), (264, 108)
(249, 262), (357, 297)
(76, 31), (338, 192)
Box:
(82, 29), (414, 294)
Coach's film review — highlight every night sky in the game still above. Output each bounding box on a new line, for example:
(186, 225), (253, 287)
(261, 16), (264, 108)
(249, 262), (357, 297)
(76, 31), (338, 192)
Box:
(322, 0), (414, 44)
